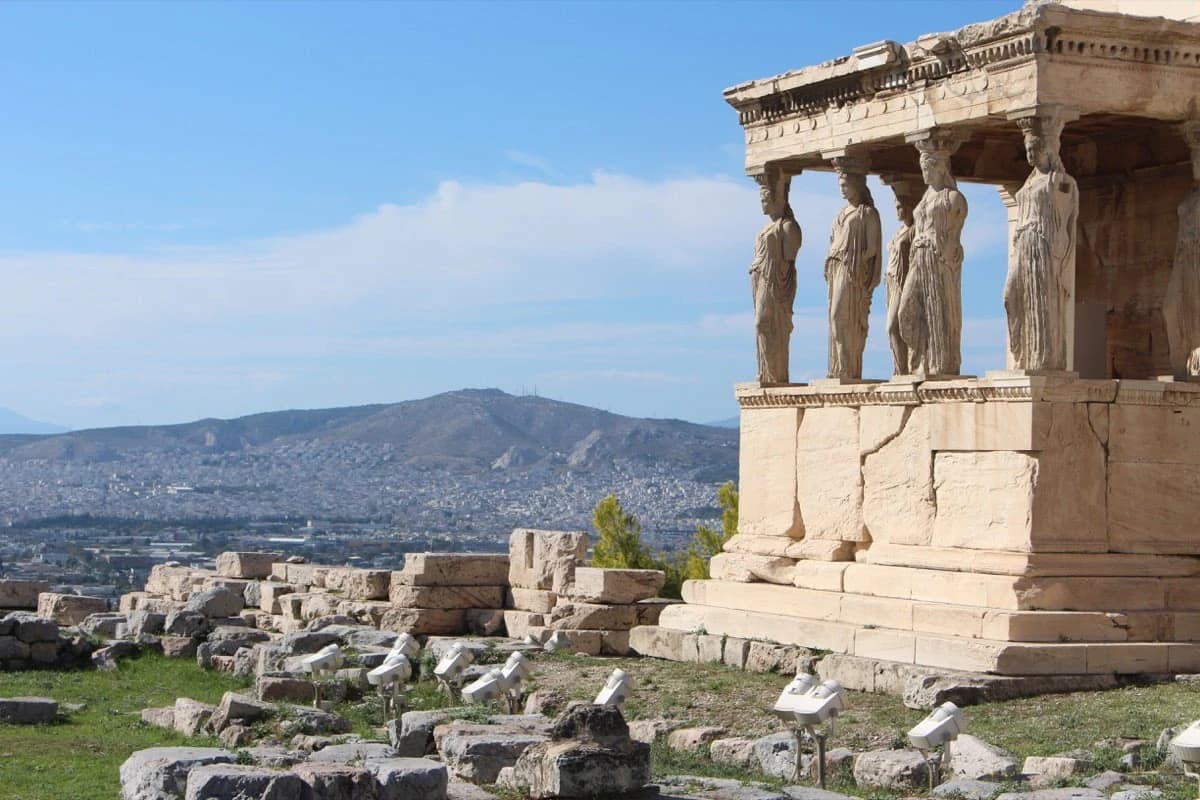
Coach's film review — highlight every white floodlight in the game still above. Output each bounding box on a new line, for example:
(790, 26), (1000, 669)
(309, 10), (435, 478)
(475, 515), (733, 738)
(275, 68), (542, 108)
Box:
(786, 679), (845, 728)
(389, 633), (420, 662)
(908, 702), (964, 750)
(771, 673), (819, 721)
(433, 642), (474, 698)
(544, 631), (572, 653)
(523, 633), (540, 646)
(909, 702), (965, 791)
(368, 654), (413, 687)
(595, 668), (634, 708)
(500, 652), (532, 688)
(302, 644), (344, 679)
(462, 668), (506, 704)
(1171, 721), (1200, 800)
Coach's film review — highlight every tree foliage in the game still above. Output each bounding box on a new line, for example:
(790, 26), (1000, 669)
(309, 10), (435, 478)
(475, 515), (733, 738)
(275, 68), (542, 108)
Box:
(590, 482), (738, 600)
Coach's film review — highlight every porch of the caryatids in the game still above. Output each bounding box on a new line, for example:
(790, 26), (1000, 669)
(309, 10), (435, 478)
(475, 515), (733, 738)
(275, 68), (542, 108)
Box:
(1164, 121), (1200, 380)
(881, 174), (926, 376)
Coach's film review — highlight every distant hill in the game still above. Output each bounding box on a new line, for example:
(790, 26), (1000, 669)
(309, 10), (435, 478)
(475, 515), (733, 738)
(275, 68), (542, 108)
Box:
(706, 416), (739, 429)
(0, 389), (737, 476)
(0, 407), (67, 435)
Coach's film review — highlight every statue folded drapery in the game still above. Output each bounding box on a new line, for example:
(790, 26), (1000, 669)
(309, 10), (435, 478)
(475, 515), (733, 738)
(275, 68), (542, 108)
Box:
(824, 169), (882, 380)
(898, 138), (968, 376)
(884, 180), (924, 375)
(1003, 114), (1078, 372)
(750, 170), (803, 384)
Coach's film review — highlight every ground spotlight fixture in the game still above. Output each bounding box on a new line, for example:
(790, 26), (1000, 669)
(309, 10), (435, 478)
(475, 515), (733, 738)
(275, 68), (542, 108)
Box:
(462, 668), (506, 705)
(302, 644), (344, 706)
(389, 632), (420, 662)
(368, 654), (413, 721)
(1171, 721), (1200, 800)
(543, 631), (572, 653)
(595, 668), (634, 708)
(433, 642), (474, 700)
(499, 652), (533, 712)
(908, 702), (965, 790)
(770, 676), (847, 788)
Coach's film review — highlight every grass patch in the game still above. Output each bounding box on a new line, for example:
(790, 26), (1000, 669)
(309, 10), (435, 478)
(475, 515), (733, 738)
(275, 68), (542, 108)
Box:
(0, 651), (248, 800)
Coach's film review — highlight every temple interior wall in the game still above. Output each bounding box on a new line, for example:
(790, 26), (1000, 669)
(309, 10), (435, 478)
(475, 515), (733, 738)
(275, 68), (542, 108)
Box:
(1075, 170), (1193, 378)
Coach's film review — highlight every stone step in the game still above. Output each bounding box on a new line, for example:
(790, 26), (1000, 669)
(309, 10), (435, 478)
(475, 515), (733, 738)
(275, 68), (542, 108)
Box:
(787, 562), (1200, 611)
(650, 605), (1200, 675)
(681, 579), (1200, 642)
(856, 543), (1200, 577)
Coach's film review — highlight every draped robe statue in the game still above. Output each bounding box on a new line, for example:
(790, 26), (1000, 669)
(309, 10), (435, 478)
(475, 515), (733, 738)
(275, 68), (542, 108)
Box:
(1003, 117), (1079, 372)
(824, 170), (882, 380)
(898, 141), (968, 376)
(750, 171), (803, 384)
(884, 182), (923, 375)
(1163, 152), (1200, 379)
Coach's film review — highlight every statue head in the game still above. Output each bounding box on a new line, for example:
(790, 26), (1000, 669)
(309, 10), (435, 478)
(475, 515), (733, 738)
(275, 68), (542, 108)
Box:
(894, 194), (916, 226)
(915, 139), (956, 191)
(1017, 114), (1065, 173)
(755, 168), (793, 220)
(836, 170), (873, 208)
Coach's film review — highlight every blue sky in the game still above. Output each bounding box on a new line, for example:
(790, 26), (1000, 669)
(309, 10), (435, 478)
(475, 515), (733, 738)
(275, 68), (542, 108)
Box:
(0, 0), (1016, 430)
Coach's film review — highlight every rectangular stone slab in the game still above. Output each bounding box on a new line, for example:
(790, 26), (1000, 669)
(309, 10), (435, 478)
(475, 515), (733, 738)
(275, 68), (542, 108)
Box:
(393, 554), (510, 587)
(388, 585), (505, 609)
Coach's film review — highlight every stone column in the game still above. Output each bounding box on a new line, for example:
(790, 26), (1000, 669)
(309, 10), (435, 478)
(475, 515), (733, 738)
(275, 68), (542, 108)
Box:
(881, 174), (927, 376)
(897, 129), (969, 377)
(1163, 121), (1200, 380)
(996, 182), (1023, 370)
(748, 166), (802, 385)
(821, 151), (882, 381)
(1002, 105), (1080, 374)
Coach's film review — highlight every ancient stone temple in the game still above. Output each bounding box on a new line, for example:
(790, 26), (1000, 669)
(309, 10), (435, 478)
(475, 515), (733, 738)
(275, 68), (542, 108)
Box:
(644, 0), (1200, 682)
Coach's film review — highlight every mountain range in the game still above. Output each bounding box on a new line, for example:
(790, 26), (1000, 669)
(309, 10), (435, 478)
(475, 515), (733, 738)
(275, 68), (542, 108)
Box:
(0, 389), (738, 532)
(0, 407), (67, 435)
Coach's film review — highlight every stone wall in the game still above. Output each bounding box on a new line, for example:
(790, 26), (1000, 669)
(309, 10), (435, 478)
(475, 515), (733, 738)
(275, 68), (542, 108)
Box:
(639, 376), (1200, 679)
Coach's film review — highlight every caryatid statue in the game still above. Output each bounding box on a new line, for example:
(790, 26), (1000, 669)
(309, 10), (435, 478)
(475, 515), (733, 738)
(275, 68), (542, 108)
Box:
(898, 132), (968, 376)
(882, 176), (926, 375)
(749, 168), (802, 384)
(1163, 122), (1200, 379)
(824, 156), (882, 380)
(1003, 109), (1080, 372)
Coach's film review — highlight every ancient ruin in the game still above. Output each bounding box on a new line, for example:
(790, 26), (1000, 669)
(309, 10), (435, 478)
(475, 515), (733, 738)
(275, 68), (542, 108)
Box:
(636, 0), (1200, 685)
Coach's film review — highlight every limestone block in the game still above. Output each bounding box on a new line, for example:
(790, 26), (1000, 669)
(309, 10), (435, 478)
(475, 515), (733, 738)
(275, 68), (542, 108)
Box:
(628, 625), (699, 662)
(708, 553), (795, 585)
(1110, 404), (1200, 465)
(696, 633), (725, 663)
(948, 735), (1019, 781)
(1169, 644), (1200, 672)
(567, 568), (665, 604)
(982, 610), (1130, 643)
(141, 707), (175, 730)
(292, 763), (377, 800)
(257, 676), (316, 703)
(853, 749), (934, 792)
(853, 628), (916, 663)
(1027, 403), (1108, 552)
(744, 642), (808, 674)
(185, 587), (244, 619)
(338, 600), (392, 627)
(119, 592), (149, 613)
(797, 406), (865, 542)
(119, 747), (236, 800)
(863, 405), (935, 547)
(507, 588), (556, 613)
(1013, 577), (1165, 611)
(173, 698), (217, 737)
(284, 564), (330, 590)
(1084, 643), (1169, 674)
(667, 726), (727, 752)
(184, 763), (303, 800)
(0, 696), (57, 724)
(785, 539), (857, 561)
(440, 731), (548, 783)
(298, 593), (340, 621)
(394, 553), (511, 587)
(753, 731), (802, 779)
(932, 451), (1037, 552)
(37, 593), (107, 626)
(723, 535), (794, 557)
(508, 530), (586, 592)
(738, 407), (803, 537)
(549, 601), (638, 631)
(0, 580), (49, 609)
(723, 637), (750, 669)
(502, 611), (545, 640)
(215, 552), (280, 579)
(146, 564), (208, 601)
(1109, 462), (1200, 554)
(710, 738), (757, 768)
(552, 629), (604, 655)
(466, 609), (505, 636)
(915, 605), (985, 639)
(635, 599), (673, 626)
(308, 742), (398, 762)
(601, 630), (632, 656)
(389, 585), (506, 609)
(657, 604), (855, 654)
(378, 607), (467, 636)
(928, 401), (1048, 451)
(325, 568), (390, 601)
(259, 583), (295, 614)
(792, 561), (849, 592)
(368, 757), (449, 800)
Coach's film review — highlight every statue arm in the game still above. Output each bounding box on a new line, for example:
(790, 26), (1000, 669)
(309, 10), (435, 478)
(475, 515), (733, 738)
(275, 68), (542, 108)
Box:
(783, 220), (802, 264)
